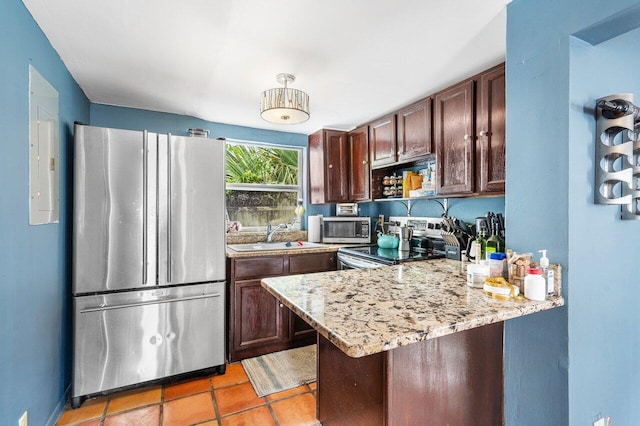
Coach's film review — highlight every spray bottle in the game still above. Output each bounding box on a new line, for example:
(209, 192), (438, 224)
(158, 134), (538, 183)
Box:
(538, 250), (555, 297)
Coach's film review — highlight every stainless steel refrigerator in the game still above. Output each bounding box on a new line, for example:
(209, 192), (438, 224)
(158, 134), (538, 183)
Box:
(71, 124), (226, 407)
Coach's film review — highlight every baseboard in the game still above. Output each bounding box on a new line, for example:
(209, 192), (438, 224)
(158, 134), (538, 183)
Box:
(46, 384), (70, 426)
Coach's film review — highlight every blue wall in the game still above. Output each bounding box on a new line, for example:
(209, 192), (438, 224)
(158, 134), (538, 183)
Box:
(568, 26), (640, 425)
(0, 1), (90, 425)
(506, 0), (640, 424)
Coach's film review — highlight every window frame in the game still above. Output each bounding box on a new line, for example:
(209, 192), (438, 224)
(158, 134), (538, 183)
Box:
(224, 138), (307, 232)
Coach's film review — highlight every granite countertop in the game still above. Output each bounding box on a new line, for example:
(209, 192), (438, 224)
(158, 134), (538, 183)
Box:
(226, 243), (340, 258)
(261, 258), (565, 358)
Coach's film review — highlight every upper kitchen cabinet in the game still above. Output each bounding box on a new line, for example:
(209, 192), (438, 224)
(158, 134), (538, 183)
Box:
(397, 97), (433, 162)
(369, 114), (397, 168)
(309, 129), (350, 204)
(348, 125), (371, 201)
(434, 79), (476, 195)
(434, 63), (506, 197)
(476, 64), (506, 194)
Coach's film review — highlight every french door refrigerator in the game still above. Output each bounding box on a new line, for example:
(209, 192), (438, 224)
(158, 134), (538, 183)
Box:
(71, 124), (226, 407)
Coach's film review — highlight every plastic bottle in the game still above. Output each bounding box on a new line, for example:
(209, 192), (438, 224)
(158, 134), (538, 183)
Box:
(488, 252), (507, 279)
(524, 268), (546, 301)
(538, 249), (555, 297)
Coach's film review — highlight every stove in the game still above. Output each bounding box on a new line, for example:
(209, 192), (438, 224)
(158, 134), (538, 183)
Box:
(337, 216), (447, 269)
(337, 243), (444, 269)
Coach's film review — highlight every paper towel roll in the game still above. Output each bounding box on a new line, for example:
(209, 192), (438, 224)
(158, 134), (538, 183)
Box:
(308, 215), (322, 242)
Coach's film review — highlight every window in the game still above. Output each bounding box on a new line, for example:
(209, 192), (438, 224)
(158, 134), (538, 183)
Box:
(225, 140), (305, 230)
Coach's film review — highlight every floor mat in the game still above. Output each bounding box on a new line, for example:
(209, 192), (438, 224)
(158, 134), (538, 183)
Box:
(241, 344), (316, 397)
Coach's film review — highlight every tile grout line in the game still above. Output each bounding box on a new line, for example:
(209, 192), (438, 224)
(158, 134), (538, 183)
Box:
(159, 383), (165, 425)
(209, 375), (222, 425)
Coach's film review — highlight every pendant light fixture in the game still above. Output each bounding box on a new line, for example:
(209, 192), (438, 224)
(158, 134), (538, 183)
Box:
(260, 73), (310, 124)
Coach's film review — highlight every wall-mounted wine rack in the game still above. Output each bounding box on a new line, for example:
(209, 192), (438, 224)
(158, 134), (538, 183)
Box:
(595, 93), (640, 220)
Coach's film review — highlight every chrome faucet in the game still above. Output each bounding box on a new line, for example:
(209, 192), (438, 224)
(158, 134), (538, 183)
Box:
(266, 223), (287, 243)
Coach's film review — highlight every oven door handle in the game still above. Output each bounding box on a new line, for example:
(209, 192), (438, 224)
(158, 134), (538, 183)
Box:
(338, 253), (384, 269)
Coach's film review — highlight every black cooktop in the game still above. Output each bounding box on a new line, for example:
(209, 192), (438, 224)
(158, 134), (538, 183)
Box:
(338, 244), (444, 265)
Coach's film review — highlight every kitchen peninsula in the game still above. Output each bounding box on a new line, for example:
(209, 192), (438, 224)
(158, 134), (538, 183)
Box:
(262, 259), (564, 425)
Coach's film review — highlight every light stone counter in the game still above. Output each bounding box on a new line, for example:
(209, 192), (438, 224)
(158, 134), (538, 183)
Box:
(226, 243), (341, 258)
(262, 258), (564, 358)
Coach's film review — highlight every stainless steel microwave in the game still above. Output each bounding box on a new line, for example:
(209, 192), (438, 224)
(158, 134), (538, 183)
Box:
(322, 216), (371, 244)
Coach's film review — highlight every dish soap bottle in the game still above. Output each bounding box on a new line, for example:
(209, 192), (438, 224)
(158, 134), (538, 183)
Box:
(538, 249), (555, 297)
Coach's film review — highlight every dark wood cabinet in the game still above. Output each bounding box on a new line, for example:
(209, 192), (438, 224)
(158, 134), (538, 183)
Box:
(310, 63), (504, 200)
(434, 79), (476, 195)
(232, 278), (289, 353)
(317, 322), (504, 425)
(228, 251), (336, 361)
(369, 114), (397, 168)
(348, 125), (370, 201)
(476, 64), (506, 194)
(309, 130), (349, 204)
(397, 97), (433, 162)
(434, 63), (506, 197)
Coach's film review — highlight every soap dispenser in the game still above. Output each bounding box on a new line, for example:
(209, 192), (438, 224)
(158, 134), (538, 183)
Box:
(538, 250), (555, 297)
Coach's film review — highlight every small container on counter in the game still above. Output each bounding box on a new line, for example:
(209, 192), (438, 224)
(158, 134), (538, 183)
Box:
(488, 252), (507, 279)
(466, 263), (490, 289)
(524, 268), (546, 301)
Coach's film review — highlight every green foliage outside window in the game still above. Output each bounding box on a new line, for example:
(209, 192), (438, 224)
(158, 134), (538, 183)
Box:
(225, 143), (302, 227)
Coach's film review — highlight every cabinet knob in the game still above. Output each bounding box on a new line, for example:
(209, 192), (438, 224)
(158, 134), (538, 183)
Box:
(479, 130), (490, 137)
(362, 160), (368, 165)
(279, 303), (284, 308)
(328, 164), (333, 168)
(463, 134), (471, 140)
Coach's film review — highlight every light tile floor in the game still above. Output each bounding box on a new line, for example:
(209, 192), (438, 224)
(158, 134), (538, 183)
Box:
(56, 363), (320, 426)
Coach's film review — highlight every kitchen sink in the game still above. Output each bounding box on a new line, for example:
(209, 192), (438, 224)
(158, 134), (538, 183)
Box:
(227, 241), (325, 252)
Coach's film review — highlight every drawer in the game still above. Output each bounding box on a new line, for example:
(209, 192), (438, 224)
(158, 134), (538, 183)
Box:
(233, 256), (285, 279)
(289, 251), (336, 274)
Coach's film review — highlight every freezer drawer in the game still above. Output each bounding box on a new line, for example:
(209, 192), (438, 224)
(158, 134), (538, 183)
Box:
(72, 282), (225, 398)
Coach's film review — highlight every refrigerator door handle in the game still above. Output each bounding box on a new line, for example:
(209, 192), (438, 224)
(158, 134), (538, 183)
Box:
(79, 292), (222, 313)
(167, 133), (172, 284)
(142, 130), (148, 285)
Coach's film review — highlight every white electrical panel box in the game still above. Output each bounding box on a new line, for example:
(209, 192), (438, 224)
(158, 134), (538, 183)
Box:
(29, 65), (59, 225)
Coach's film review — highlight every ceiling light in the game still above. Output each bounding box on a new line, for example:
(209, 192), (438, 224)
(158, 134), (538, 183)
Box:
(260, 73), (310, 124)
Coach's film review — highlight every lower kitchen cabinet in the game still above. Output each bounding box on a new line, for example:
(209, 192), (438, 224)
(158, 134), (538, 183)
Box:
(228, 251), (336, 362)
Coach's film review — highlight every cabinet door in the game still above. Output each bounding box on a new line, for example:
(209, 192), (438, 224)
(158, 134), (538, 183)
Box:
(477, 64), (506, 194)
(324, 130), (350, 203)
(308, 130), (326, 204)
(231, 279), (288, 356)
(434, 80), (475, 195)
(288, 252), (336, 343)
(290, 311), (316, 343)
(369, 114), (397, 168)
(397, 98), (432, 162)
(348, 126), (371, 201)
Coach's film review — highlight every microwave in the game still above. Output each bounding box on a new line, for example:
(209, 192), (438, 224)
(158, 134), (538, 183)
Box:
(322, 216), (371, 244)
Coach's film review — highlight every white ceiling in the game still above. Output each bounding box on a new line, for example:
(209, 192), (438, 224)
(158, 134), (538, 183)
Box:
(22, 0), (509, 135)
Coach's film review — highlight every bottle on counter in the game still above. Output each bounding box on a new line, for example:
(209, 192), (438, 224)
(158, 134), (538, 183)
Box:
(538, 249), (555, 297)
(488, 252), (507, 279)
(473, 229), (487, 264)
(524, 268), (546, 301)
(485, 222), (505, 260)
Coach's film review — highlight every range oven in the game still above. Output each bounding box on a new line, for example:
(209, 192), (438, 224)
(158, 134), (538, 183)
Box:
(337, 243), (444, 270)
